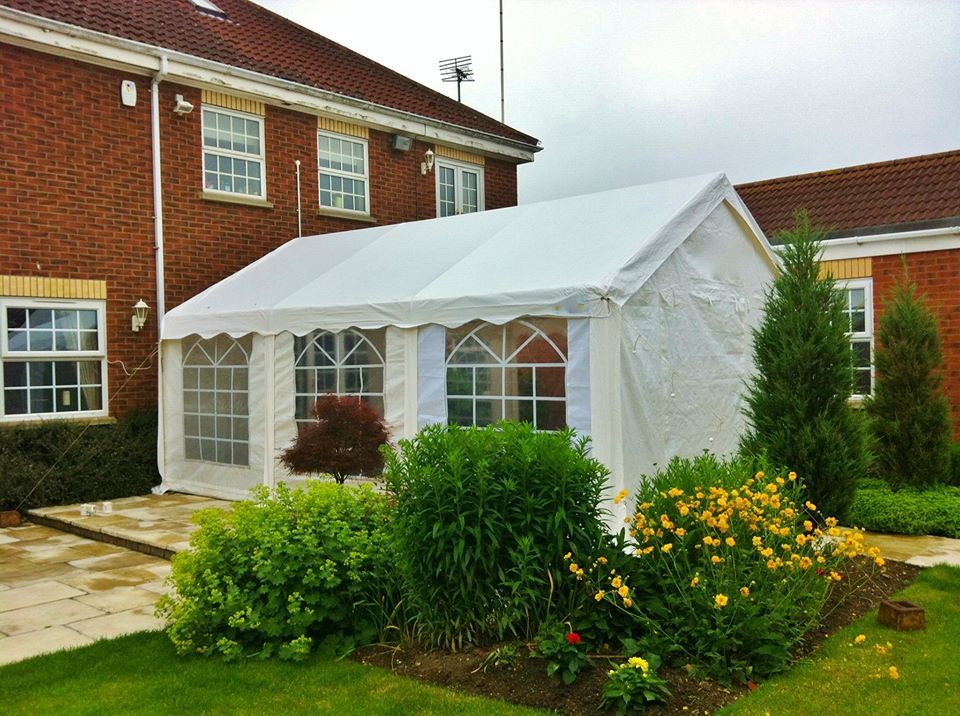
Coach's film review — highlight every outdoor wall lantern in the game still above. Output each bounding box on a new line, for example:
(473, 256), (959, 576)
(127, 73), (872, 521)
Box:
(420, 148), (435, 175)
(173, 94), (194, 114)
(132, 299), (150, 332)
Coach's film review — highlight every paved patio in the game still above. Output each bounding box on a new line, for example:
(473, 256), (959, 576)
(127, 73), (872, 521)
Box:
(0, 523), (171, 666)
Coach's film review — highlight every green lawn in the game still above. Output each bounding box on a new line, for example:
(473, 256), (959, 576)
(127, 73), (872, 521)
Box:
(0, 631), (542, 715)
(720, 564), (960, 716)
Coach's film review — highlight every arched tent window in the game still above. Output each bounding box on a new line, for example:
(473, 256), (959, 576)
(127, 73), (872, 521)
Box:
(446, 318), (567, 430)
(183, 335), (250, 466)
(294, 328), (386, 424)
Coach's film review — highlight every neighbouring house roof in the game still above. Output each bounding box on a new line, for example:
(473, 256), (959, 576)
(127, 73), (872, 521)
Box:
(161, 173), (774, 339)
(0, 0), (539, 149)
(736, 149), (960, 240)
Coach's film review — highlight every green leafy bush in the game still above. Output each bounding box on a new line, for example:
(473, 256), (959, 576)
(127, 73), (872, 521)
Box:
(571, 454), (880, 681)
(740, 211), (872, 519)
(848, 482), (960, 538)
(866, 279), (952, 488)
(384, 422), (610, 649)
(0, 410), (160, 511)
(534, 622), (590, 685)
(158, 482), (398, 660)
(601, 654), (671, 715)
(949, 442), (960, 487)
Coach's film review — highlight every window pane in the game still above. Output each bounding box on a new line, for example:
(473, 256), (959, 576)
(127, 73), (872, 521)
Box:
(536, 366), (566, 397)
(7, 308), (26, 330)
(28, 330), (53, 352)
(4, 362), (26, 387)
(30, 362), (53, 386)
(446, 367), (473, 396)
(30, 388), (54, 414)
(474, 367), (502, 396)
(849, 289), (865, 310)
(55, 331), (79, 351)
(536, 401), (566, 431)
(4, 388), (27, 414)
(474, 399), (502, 426)
(54, 310), (78, 329)
(504, 399), (534, 424)
(447, 398), (473, 426)
(57, 387), (79, 412)
(850, 310), (865, 333)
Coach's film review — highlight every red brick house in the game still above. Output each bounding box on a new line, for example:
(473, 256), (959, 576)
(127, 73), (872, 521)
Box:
(737, 150), (960, 436)
(0, 0), (539, 425)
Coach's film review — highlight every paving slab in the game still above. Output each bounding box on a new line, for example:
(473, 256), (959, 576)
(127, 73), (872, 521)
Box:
(68, 551), (160, 571)
(860, 531), (960, 567)
(70, 605), (164, 640)
(75, 586), (160, 614)
(0, 598), (105, 636)
(0, 626), (94, 666)
(0, 581), (86, 612)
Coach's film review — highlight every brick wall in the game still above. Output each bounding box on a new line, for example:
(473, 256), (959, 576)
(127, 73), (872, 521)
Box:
(0, 44), (521, 418)
(873, 250), (960, 438)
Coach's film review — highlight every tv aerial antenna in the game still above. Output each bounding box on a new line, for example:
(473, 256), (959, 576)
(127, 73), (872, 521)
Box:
(439, 55), (474, 102)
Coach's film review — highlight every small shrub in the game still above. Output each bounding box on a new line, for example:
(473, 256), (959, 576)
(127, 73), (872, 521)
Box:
(279, 395), (389, 484)
(866, 278), (952, 488)
(848, 482), (960, 538)
(740, 211), (872, 519)
(384, 422), (610, 649)
(951, 443), (960, 487)
(534, 622), (590, 685)
(157, 482), (398, 660)
(570, 454), (880, 681)
(601, 654), (671, 715)
(0, 409), (160, 511)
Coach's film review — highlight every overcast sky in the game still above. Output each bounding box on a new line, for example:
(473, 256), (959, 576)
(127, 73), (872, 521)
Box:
(257, 0), (960, 204)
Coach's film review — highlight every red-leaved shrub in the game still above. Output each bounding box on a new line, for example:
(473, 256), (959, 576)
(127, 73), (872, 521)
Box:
(279, 395), (389, 484)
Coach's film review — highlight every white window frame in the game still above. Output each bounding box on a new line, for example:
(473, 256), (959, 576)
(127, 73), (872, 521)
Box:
(445, 319), (567, 430)
(841, 278), (874, 399)
(317, 131), (370, 214)
(0, 297), (108, 421)
(294, 328), (386, 425)
(201, 106), (267, 200)
(435, 158), (484, 217)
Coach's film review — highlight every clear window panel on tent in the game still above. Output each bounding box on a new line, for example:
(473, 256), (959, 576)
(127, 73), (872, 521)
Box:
(182, 335), (251, 466)
(445, 318), (567, 430)
(293, 328), (386, 426)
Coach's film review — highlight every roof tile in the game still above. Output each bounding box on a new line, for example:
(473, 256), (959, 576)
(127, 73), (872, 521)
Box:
(736, 149), (960, 237)
(2, 0), (539, 148)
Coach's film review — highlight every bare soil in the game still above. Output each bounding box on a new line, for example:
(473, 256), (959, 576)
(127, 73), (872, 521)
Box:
(354, 558), (922, 715)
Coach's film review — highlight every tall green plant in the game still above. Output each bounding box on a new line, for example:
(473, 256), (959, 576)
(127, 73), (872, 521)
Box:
(865, 279), (952, 487)
(740, 211), (871, 519)
(384, 422), (610, 650)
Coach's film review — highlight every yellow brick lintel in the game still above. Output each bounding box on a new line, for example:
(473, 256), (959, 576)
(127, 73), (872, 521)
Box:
(434, 145), (485, 166)
(201, 90), (266, 117)
(819, 258), (873, 280)
(0, 276), (107, 300)
(317, 116), (369, 139)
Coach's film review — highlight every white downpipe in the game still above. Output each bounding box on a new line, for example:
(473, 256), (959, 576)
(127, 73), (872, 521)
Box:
(152, 54), (168, 483)
(294, 160), (302, 238)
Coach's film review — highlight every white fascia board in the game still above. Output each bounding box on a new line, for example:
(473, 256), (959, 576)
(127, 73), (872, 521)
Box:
(0, 8), (538, 163)
(820, 226), (960, 261)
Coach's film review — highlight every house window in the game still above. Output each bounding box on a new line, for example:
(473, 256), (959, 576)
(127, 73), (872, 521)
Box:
(202, 107), (265, 198)
(1, 300), (106, 419)
(318, 132), (369, 213)
(842, 279), (873, 396)
(183, 335), (250, 466)
(436, 159), (483, 217)
(294, 329), (385, 423)
(445, 318), (566, 430)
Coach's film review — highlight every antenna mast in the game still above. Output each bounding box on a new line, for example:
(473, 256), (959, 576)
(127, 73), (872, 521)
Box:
(439, 55), (474, 103)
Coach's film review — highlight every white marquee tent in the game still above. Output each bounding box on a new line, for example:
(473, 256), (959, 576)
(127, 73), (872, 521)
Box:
(157, 172), (777, 523)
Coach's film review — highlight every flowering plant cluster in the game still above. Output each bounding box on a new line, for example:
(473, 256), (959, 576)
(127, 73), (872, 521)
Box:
(569, 454), (883, 680)
(600, 653), (671, 715)
(533, 621), (591, 685)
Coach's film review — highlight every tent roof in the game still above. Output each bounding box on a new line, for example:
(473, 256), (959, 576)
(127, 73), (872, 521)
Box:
(161, 172), (773, 339)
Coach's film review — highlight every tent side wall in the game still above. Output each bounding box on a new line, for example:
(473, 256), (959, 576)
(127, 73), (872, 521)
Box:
(617, 199), (773, 494)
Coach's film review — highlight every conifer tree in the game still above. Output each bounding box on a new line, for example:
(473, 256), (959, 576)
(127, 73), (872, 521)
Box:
(865, 278), (952, 488)
(740, 211), (871, 519)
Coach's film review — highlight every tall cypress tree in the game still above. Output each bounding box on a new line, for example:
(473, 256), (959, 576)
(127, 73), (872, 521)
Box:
(740, 211), (871, 519)
(865, 278), (952, 488)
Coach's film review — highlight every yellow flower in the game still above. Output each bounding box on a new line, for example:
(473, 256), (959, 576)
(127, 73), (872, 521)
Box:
(675, 527), (686, 537)
(623, 597), (633, 608)
(755, 471), (765, 479)
(805, 501), (817, 511)
(597, 556), (608, 565)
(662, 543), (674, 553)
(714, 593), (729, 608)
(563, 552), (572, 560)
(614, 489), (629, 505)
(628, 656), (650, 673)
(725, 537), (736, 547)
(639, 502), (653, 511)
(875, 557), (886, 567)
(854, 634), (866, 645)
(618, 585), (630, 598)
(795, 534), (808, 546)
(569, 563), (579, 573)
(710, 555), (723, 565)
(803, 520), (814, 532)
(799, 557), (813, 570)
(739, 586), (750, 598)
(752, 536), (763, 547)
(611, 576), (623, 588)
(594, 590), (605, 602)
(690, 575), (700, 588)
(761, 547), (774, 558)
(788, 471), (797, 481)
(825, 516), (838, 528)
(888, 665), (900, 680)
(830, 571), (842, 582)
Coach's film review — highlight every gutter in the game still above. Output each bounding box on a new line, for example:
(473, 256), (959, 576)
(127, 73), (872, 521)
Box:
(820, 225), (960, 261)
(0, 6), (542, 161)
